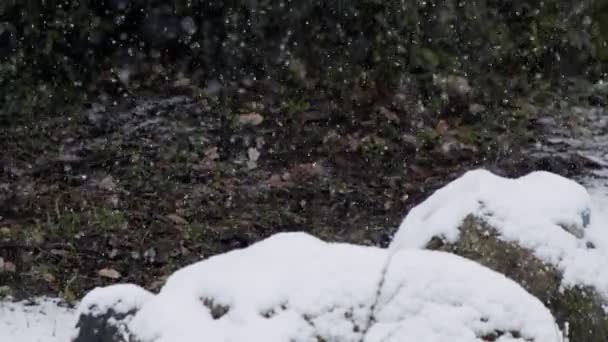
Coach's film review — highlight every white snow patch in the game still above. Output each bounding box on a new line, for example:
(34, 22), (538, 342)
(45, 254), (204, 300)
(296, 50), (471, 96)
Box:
(0, 297), (74, 342)
(389, 169), (608, 297)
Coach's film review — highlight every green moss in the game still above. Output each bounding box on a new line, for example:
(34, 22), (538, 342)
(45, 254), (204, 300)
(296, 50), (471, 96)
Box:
(285, 98), (311, 117)
(415, 128), (439, 152)
(559, 287), (608, 340)
(35, 207), (128, 240)
(456, 126), (483, 146)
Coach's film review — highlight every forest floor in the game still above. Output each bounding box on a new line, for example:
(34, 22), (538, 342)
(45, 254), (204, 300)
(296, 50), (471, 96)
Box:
(0, 77), (604, 301)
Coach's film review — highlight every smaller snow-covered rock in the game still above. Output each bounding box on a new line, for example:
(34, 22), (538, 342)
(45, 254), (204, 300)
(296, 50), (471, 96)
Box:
(389, 169), (608, 341)
(73, 232), (561, 342)
(72, 284), (153, 342)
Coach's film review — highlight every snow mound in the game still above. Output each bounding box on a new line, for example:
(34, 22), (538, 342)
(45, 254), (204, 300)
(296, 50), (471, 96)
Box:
(76, 283), (153, 318)
(370, 250), (560, 342)
(111, 232), (561, 342)
(389, 169), (608, 296)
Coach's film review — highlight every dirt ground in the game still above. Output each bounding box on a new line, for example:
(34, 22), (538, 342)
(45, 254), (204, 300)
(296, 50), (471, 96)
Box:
(0, 80), (598, 301)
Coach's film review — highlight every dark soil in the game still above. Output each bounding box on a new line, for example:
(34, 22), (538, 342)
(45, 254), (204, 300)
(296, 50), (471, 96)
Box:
(0, 81), (599, 301)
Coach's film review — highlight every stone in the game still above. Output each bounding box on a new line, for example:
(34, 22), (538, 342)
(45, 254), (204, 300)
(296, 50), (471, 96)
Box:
(71, 284), (153, 342)
(389, 169), (606, 341)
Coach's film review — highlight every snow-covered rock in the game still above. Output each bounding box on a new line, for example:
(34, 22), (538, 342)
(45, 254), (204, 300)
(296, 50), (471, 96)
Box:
(390, 169), (608, 341)
(72, 284), (153, 342)
(73, 232), (561, 342)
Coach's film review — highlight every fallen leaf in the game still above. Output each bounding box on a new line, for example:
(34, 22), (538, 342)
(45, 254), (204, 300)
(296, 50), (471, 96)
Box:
(446, 75), (472, 97)
(345, 134), (362, 152)
(290, 162), (324, 180)
(98, 268), (122, 279)
(166, 214), (189, 225)
(56, 153), (82, 163)
(247, 148), (260, 170)
(109, 248), (120, 259)
(3, 261), (16, 273)
(238, 113), (264, 126)
(384, 200), (393, 210)
(436, 119), (450, 135)
(203, 147), (220, 161)
(173, 77), (191, 87)
(99, 175), (117, 191)
(43, 272), (56, 283)
(469, 103), (486, 115)
(144, 248), (157, 263)
(248, 148), (260, 162)
(267, 174), (292, 188)
(50, 249), (69, 257)
(255, 136), (265, 149)
(379, 106), (400, 123)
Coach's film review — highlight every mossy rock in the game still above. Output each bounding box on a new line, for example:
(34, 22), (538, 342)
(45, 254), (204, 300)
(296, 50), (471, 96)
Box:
(426, 215), (608, 342)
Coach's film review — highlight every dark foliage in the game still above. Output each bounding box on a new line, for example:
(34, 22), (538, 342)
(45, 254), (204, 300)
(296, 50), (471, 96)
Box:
(0, 0), (606, 118)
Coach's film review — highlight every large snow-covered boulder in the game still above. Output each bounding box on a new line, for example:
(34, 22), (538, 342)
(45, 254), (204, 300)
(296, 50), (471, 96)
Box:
(73, 232), (561, 342)
(390, 169), (608, 341)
